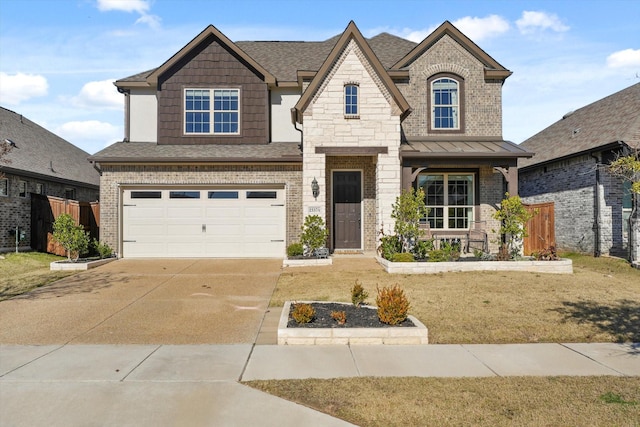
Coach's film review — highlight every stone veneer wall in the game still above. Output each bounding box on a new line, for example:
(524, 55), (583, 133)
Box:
(302, 39), (402, 246)
(519, 154), (627, 256)
(0, 172), (99, 251)
(99, 164), (302, 254)
(397, 34), (504, 138)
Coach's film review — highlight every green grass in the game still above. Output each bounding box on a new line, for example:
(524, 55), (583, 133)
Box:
(0, 252), (77, 300)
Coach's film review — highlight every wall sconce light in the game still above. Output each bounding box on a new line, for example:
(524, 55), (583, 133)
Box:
(311, 177), (320, 200)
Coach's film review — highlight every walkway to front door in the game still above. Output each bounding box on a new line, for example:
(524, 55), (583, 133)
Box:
(333, 171), (361, 249)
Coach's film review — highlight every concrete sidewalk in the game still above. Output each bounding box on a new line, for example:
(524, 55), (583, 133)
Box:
(1, 342), (638, 426)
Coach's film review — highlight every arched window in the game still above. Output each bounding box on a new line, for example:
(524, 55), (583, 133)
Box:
(430, 77), (460, 130)
(344, 83), (359, 117)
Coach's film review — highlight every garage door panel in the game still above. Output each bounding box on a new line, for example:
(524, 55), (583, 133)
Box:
(123, 188), (285, 258)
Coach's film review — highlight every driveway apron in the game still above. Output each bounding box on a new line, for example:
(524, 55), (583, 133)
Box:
(0, 259), (282, 345)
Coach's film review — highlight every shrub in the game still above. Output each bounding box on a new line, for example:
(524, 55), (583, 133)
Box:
(412, 239), (434, 260)
(351, 280), (369, 307)
(427, 241), (460, 262)
(378, 234), (401, 260)
(287, 242), (304, 257)
(300, 215), (329, 256)
(291, 303), (315, 324)
(330, 310), (347, 325)
(492, 193), (536, 260)
(93, 239), (113, 259)
(532, 245), (559, 261)
(376, 284), (410, 325)
(52, 214), (90, 262)
(391, 252), (415, 262)
(391, 188), (428, 253)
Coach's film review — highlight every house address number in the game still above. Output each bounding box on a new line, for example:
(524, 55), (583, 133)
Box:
(308, 206), (322, 213)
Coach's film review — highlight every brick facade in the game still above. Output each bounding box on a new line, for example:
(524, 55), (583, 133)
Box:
(0, 172), (99, 251)
(519, 154), (629, 256)
(98, 164), (302, 254)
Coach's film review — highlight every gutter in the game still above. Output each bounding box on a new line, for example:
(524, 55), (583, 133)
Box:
(591, 152), (601, 257)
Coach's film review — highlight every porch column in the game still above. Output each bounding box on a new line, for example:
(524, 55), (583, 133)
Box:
(302, 151), (326, 222)
(377, 148), (401, 237)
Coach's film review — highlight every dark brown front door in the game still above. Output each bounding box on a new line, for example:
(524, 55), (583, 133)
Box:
(333, 171), (361, 249)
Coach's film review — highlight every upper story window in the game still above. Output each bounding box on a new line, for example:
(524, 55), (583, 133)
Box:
(36, 183), (44, 195)
(430, 76), (462, 131)
(344, 83), (359, 117)
(185, 88), (239, 135)
(0, 178), (8, 197)
(18, 181), (27, 198)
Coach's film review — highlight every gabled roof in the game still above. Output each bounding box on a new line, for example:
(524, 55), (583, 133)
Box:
(518, 83), (640, 169)
(392, 21), (511, 80)
(146, 25), (276, 86)
(0, 107), (99, 187)
(292, 21), (411, 124)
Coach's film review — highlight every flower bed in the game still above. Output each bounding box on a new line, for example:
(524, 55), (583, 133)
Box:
(377, 256), (573, 274)
(278, 301), (428, 345)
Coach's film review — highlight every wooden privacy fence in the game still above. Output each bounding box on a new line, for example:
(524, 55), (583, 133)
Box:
(30, 194), (99, 256)
(523, 202), (555, 255)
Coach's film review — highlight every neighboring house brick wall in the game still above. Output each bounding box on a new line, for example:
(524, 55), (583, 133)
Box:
(398, 34), (503, 138)
(0, 172), (99, 251)
(157, 35), (269, 145)
(98, 164), (302, 254)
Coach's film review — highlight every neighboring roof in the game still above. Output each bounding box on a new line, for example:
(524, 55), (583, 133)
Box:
(392, 21), (511, 80)
(115, 29), (420, 86)
(293, 21), (411, 124)
(402, 139), (532, 159)
(518, 83), (640, 169)
(0, 107), (99, 187)
(90, 141), (302, 163)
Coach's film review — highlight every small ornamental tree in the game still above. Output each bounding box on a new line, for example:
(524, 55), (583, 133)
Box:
(300, 215), (329, 256)
(52, 213), (90, 262)
(391, 188), (428, 253)
(492, 193), (536, 259)
(608, 153), (640, 196)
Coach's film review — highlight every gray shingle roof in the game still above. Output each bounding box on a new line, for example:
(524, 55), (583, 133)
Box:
(90, 141), (301, 163)
(0, 107), (100, 187)
(518, 83), (640, 169)
(117, 33), (417, 84)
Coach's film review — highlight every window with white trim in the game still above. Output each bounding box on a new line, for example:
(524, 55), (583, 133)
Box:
(344, 84), (358, 117)
(0, 178), (7, 197)
(18, 180), (27, 198)
(418, 173), (475, 229)
(431, 78), (459, 129)
(185, 88), (239, 135)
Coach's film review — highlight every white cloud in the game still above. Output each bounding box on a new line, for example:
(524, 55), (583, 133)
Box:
(516, 11), (569, 35)
(135, 14), (161, 30)
(56, 120), (121, 154)
(606, 48), (640, 68)
(452, 15), (510, 41)
(96, 0), (150, 14)
(71, 79), (122, 110)
(0, 72), (49, 105)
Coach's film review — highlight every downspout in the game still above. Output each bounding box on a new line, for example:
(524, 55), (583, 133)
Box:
(591, 152), (601, 257)
(291, 108), (303, 152)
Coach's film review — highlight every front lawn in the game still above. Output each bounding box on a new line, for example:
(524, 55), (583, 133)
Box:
(271, 253), (640, 343)
(0, 252), (77, 301)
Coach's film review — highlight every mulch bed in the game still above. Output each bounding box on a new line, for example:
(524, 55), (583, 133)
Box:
(287, 302), (415, 328)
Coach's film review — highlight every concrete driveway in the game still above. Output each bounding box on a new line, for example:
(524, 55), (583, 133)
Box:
(0, 259), (282, 345)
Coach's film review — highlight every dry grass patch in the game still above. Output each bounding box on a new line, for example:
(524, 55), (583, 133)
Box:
(273, 254), (640, 343)
(0, 252), (76, 301)
(246, 376), (640, 427)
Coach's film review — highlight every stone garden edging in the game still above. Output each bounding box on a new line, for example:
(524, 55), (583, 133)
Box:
(377, 256), (573, 274)
(50, 258), (116, 271)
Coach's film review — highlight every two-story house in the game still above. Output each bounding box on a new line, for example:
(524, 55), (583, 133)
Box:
(90, 21), (531, 258)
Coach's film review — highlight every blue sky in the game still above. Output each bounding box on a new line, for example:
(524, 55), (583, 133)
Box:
(1, 0), (639, 155)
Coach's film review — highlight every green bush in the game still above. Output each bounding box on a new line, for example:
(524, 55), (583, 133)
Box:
(52, 214), (90, 262)
(92, 239), (113, 259)
(300, 215), (329, 255)
(412, 239), (434, 260)
(378, 234), (401, 260)
(287, 242), (304, 257)
(291, 303), (315, 324)
(391, 188), (428, 253)
(427, 243), (460, 262)
(390, 252), (415, 262)
(376, 284), (410, 325)
(351, 280), (369, 307)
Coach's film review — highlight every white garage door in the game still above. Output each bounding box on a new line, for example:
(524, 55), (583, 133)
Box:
(122, 188), (285, 258)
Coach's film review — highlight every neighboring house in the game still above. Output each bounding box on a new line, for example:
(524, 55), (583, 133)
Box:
(0, 107), (100, 252)
(518, 83), (640, 259)
(90, 21), (531, 259)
